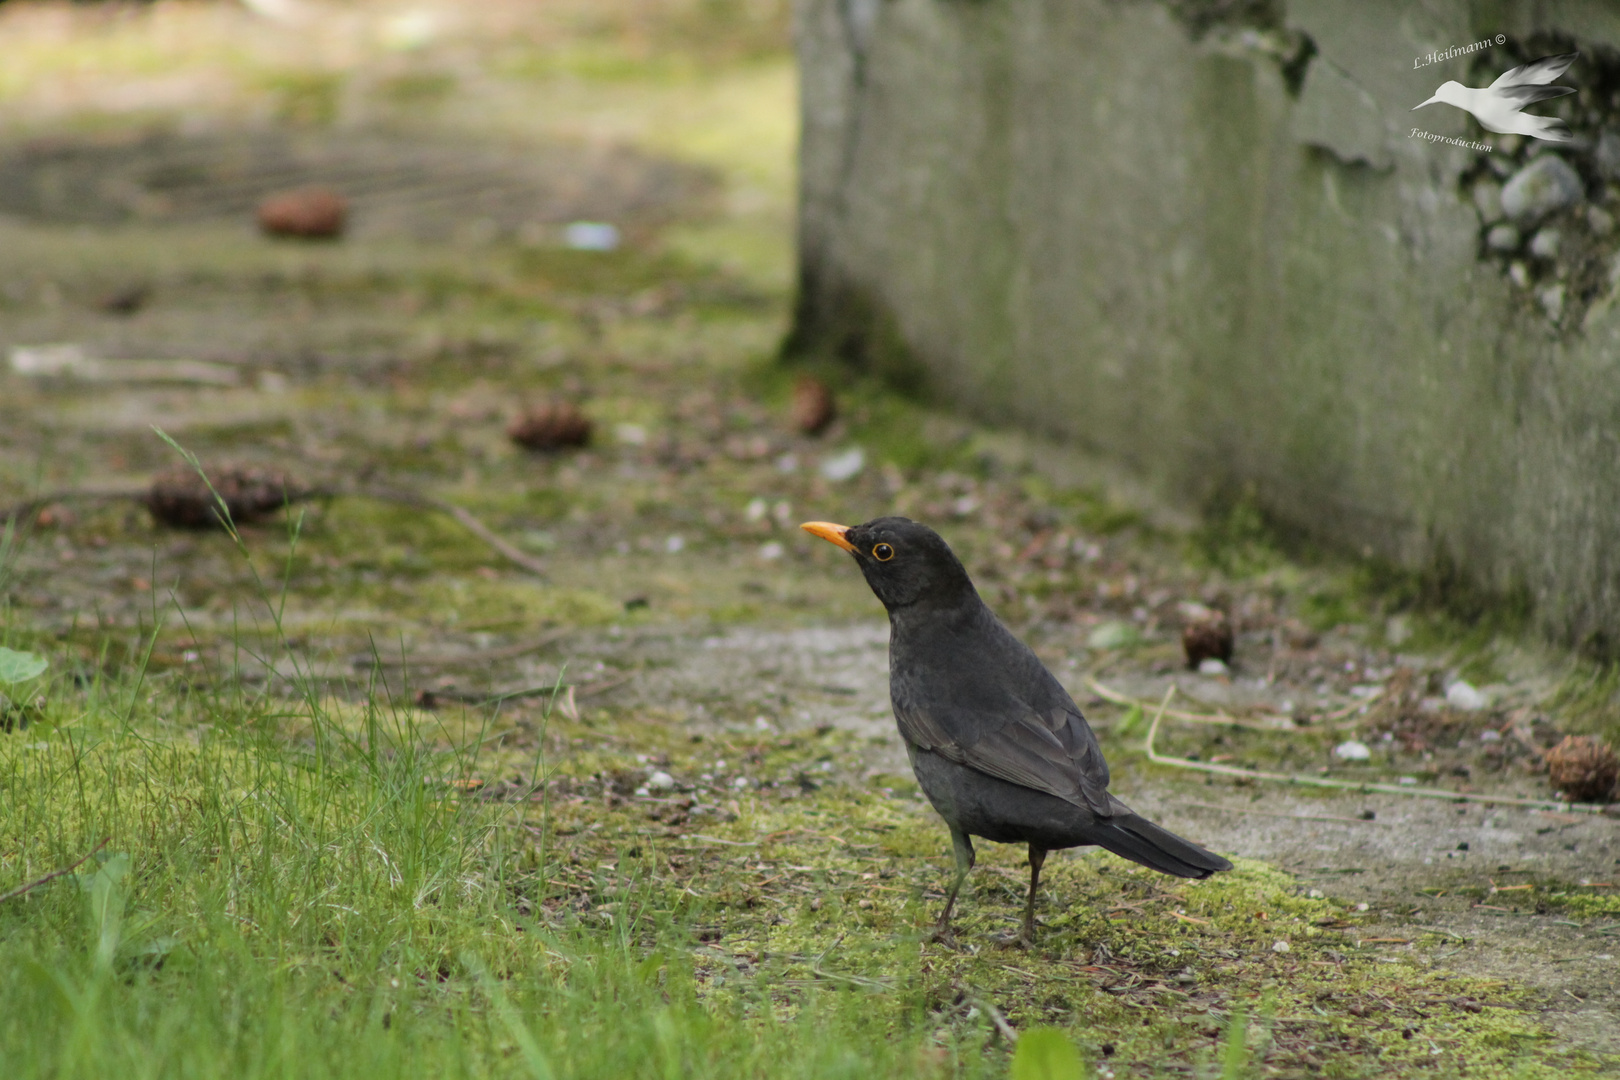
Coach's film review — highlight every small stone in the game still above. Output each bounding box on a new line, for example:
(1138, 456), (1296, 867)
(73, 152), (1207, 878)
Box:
(1590, 206), (1615, 236)
(563, 221), (620, 251)
(257, 186), (348, 239)
(1597, 131), (1620, 181)
(1545, 735), (1619, 803)
(1445, 681), (1488, 710)
(1197, 658), (1229, 676)
(97, 283), (149, 315)
(789, 376), (837, 435)
(1272, 940), (1291, 953)
(1529, 229), (1561, 259)
(1509, 261), (1531, 288)
(1472, 180), (1503, 221)
(1333, 740), (1372, 761)
(819, 446), (865, 482)
(1182, 611), (1234, 669)
(1087, 621), (1140, 650)
(1538, 283), (1565, 321)
(1486, 224), (1521, 252)
(507, 402), (592, 451)
(646, 770), (676, 791)
(1500, 156), (1584, 225)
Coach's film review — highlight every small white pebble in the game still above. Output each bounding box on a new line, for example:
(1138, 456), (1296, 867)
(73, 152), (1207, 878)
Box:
(732, 776), (751, 790)
(1307, 888), (1325, 899)
(1272, 940), (1291, 953)
(1446, 681), (1489, 711)
(646, 770), (675, 791)
(1197, 658), (1229, 676)
(819, 446), (866, 482)
(1334, 740), (1372, 761)
(1356, 903), (1369, 912)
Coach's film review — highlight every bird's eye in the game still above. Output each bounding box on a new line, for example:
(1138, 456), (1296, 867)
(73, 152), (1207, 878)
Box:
(872, 543), (895, 561)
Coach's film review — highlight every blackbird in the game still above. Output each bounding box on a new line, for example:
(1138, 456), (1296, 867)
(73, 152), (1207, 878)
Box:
(803, 516), (1231, 942)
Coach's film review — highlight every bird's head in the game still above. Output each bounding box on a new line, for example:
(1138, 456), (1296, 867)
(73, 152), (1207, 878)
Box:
(1413, 81), (1464, 110)
(801, 516), (975, 611)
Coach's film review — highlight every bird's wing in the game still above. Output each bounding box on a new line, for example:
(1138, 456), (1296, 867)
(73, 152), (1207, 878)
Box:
(1490, 52), (1577, 89)
(896, 700), (1114, 817)
(1490, 84), (1576, 107)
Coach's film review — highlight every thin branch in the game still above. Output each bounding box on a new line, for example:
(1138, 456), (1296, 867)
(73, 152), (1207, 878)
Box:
(1142, 688), (1606, 814)
(1088, 677), (1297, 731)
(0, 838), (110, 905)
(2, 480), (550, 579)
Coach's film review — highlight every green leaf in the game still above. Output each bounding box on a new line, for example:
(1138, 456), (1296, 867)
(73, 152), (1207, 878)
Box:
(0, 647), (47, 685)
(1085, 621), (1140, 651)
(80, 852), (130, 971)
(1010, 1027), (1086, 1080)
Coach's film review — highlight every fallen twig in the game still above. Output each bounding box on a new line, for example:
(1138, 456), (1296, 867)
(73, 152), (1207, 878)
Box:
(360, 487), (549, 577)
(1143, 687), (1608, 814)
(361, 628), (571, 669)
(1088, 677), (1296, 731)
(0, 837), (110, 905)
(2, 479), (551, 579)
(1173, 800), (1394, 827)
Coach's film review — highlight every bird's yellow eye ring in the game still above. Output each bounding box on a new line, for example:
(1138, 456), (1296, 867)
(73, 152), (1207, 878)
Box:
(872, 543), (895, 561)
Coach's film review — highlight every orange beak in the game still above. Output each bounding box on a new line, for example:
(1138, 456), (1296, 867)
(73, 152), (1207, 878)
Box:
(800, 521), (856, 553)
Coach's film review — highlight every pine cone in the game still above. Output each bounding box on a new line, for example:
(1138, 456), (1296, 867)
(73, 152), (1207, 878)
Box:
(146, 464), (306, 529)
(1181, 611), (1234, 668)
(789, 376), (836, 436)
(508, 402), (592, 451)
(1545, 735), (1619, 804)
(257, 187), (348, 239)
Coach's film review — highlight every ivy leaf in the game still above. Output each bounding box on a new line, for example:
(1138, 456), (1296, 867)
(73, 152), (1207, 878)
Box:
(0, 647), (48, 685)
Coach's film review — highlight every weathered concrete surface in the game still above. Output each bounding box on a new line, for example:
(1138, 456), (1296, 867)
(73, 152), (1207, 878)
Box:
(793, 0), (1620, 650)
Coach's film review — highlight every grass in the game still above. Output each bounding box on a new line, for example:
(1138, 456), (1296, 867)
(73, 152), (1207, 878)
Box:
(0, 502), (1597, 1076)
(2, 2), (1617, 1074)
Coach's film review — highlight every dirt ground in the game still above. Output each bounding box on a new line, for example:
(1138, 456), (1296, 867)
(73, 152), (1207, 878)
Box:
(2, 1), (1618, 1072)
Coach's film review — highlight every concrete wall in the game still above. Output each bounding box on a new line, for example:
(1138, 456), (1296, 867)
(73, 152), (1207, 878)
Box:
(792, 0), (1620, 650)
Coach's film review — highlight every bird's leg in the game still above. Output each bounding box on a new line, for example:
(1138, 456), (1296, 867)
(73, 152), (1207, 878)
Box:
(931, 830), (975, 943)
(1021, 846), (1048, 946)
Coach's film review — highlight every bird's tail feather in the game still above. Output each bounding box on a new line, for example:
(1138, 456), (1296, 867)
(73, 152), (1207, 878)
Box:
(1088, 813), (1233, 879)
(1522, 115), (1574, 143)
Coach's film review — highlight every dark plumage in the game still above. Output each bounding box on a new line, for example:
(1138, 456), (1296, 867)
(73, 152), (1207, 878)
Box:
(802, 516), (1231, 942)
